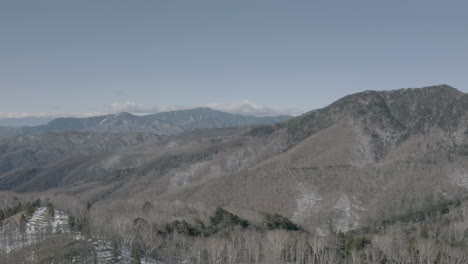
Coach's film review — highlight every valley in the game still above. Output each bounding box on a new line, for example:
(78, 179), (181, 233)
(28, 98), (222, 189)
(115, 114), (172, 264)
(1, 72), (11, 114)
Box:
(1, 85), (468, 263)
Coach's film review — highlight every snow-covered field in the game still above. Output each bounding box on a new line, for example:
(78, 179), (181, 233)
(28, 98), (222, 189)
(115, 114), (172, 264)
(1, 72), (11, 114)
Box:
(0, 207), (161, 263)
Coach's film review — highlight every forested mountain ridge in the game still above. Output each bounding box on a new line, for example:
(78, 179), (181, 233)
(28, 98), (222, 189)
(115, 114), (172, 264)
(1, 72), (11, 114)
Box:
(2, 85), (468, 263)
(0, 107), (291, 139)
(0, 85), (467, 232)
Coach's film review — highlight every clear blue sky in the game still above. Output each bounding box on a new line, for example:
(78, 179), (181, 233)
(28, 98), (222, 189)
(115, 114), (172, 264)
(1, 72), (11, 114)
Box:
(1, 0), (467, 117)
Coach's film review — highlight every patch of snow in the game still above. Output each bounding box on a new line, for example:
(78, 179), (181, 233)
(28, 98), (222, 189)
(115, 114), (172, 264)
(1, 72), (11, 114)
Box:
(226, 148), (253, 172)
(99, 116), (111, 125)
(316, 225), (330, 237)
(331, 194), (360, 232)
(351, 195), (367, 211)
(101, 155), (122, 170)
(292, 185), (323, 221)
(51, 210), (70, 234)
(1, 207), (67, 254)
(170, 162), (208, 189)
(0, 207), (160, 264)
(142, 258), (166, 264)
(166, 141), (178, 149)
(450, 168), (468, 189)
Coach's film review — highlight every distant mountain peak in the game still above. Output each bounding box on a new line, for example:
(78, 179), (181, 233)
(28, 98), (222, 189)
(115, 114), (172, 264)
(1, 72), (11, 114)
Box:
(109, 112), (137, 120)
(278, 84), (467, 148)
(389, 84), (462, 96)
(0, 107), (292, 139)
(421, 84), (460, 92)
(113, 112), (134, 117)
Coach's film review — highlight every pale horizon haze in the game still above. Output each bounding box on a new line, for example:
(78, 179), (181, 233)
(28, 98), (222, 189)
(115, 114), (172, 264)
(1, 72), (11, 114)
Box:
(1, 0), (467, 119)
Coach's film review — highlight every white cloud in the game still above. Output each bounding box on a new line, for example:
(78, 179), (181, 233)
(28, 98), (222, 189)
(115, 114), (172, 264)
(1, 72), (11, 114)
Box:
(207, 100), (301, 117)
(105, 101), (301, 117)
(0, 111), (100, 119)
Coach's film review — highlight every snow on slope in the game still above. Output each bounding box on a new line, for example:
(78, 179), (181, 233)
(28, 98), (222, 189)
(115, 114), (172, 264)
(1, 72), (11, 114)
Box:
(293, 185), (323, 221)
(0, 207), (161, 263)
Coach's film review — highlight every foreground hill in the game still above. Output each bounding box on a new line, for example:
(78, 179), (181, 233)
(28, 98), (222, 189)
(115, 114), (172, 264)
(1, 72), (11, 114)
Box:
(0, 107), (291, 139)
(1, 85), (468, 234)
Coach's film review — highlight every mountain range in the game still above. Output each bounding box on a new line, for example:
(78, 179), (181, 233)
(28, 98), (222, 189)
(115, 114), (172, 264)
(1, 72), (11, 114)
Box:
(1, 85), (468, 234)
(0, 107), (291, 139)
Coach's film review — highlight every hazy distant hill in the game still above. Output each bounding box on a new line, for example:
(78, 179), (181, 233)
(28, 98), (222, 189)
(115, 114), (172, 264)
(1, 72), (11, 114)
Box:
(0, 107), (291, 139)
(1, 85), (467, 233)
(0, 117), (54, 127)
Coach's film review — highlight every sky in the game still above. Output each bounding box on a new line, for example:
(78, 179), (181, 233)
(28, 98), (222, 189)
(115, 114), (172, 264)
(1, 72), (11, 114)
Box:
(0, 0), (467, 118)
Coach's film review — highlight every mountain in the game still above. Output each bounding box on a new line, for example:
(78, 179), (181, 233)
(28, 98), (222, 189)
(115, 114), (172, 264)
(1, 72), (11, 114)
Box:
(0, 108), (291, 140)
(1, 85), (468, 234)
(0, 131), (162, 191)
(0, 117), (54, 127)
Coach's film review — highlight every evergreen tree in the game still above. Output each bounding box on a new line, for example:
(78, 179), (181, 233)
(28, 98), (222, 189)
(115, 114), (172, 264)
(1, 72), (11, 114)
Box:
(32, 198), (41, 208)
(69, 215), (76, 229)
(132, 241), (141, 264)
(111, 239), (120, 261)
(263, 213), (300, 231)
(19, 214), (27, 232)
(337, 231), (346, 259)
(47, 202), (55, 218)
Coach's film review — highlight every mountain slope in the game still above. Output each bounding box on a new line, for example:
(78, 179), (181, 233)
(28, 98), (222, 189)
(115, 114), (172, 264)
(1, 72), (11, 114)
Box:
(1, 85), (467, 234)
(0, 108), (292, 139)
(0, 131), (163, 191)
